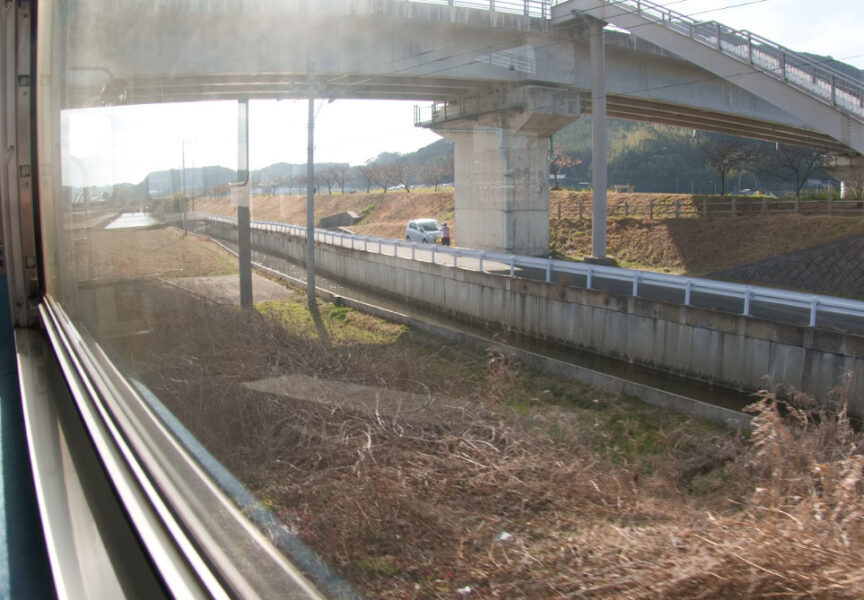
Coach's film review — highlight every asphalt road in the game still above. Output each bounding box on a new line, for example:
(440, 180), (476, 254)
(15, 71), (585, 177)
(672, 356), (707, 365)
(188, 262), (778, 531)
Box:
(336, 235), (864, 335)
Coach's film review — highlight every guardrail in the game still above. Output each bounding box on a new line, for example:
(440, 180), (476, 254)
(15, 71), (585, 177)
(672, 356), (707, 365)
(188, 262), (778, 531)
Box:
(205, 214), (864, 330)
(558, 0), (864, 120)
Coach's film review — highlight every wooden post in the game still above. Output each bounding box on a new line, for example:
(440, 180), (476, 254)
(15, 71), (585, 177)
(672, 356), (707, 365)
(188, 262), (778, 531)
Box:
(674, 199), (680, 218)
(649, 199), (654, 220)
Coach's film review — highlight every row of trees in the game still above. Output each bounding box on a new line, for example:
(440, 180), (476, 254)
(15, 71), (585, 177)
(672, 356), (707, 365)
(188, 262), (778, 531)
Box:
(549, 119), (836, 197)
(215, 119), (842, 199)
(257, 143), (455, 196)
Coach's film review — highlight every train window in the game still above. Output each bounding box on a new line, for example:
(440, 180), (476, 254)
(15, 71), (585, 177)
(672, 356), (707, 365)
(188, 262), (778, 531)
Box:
(20, 0), (862, 598)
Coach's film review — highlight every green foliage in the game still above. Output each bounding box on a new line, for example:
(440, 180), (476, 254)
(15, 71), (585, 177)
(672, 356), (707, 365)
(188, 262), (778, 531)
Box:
(256, 298), (407, 345)
(549, 119), (826, 194)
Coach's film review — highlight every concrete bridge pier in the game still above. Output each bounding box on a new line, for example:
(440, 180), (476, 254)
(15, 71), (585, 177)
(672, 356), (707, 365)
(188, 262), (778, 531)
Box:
(826, 154), (864, 200)
(427, 86), (582, 256)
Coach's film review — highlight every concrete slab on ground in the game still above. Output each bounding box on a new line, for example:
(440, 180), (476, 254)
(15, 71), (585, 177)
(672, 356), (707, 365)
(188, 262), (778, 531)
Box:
(242, 374), (461, 420)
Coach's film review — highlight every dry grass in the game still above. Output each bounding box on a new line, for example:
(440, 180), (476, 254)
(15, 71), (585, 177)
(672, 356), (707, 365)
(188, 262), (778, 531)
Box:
(106, 275), (864, 599)
(551, 214), (864, 275)
(198, 190), (864, 278)
(79, 227), (237, 281)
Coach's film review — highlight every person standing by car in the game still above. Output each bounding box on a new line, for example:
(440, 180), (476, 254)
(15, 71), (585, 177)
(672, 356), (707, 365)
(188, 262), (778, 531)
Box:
(441, 222), (451, 246)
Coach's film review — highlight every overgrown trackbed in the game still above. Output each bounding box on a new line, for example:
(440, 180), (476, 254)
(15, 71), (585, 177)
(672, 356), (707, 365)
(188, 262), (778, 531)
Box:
(96, 227), (864, 599)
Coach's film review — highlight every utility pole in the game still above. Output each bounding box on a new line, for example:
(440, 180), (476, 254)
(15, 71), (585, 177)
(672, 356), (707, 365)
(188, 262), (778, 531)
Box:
(236, 99), (253, 308)
(589, 18), (609, 263)
(306, 61), (316, 307)
(181, 140), (187, 232)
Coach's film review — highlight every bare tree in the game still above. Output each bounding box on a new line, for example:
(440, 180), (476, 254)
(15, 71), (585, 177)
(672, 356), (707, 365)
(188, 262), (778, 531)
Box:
(392, 158), (415, 192)
(756, 144), (825, 199)
(356, 166), (376, 193)
(366, 161), (396, 193)
(318, 166), (336, 195)
(331, 164), (352, 194)
(422, 154), (454, 191)
(844, 166), (864, 201)
(549, 143), (581, 190)
(701, 138), (757, 195)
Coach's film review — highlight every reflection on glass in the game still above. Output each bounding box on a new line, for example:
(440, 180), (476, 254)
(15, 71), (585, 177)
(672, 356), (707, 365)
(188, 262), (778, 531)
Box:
(33, 1), (853, 598)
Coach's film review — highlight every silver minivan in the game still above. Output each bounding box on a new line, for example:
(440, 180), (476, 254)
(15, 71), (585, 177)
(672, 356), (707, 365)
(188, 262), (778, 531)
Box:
(405, 219), (443, 244)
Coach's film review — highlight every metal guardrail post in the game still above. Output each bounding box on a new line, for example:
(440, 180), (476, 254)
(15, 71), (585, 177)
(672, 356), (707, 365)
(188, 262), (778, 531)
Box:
(479, 251), (485, 273)
(411, 243), (415, 261)
(586, 266), (593, 289)
(453, 251), (458, 269)
(684, 280), (692, 305)
(632, 274), (639, 297)
(743, 287), (752, 316)
(431, 246), (436, 264)
(509, 256), (515, 276)
(546, 258), (552, 283)
(810, 298), (818, 327)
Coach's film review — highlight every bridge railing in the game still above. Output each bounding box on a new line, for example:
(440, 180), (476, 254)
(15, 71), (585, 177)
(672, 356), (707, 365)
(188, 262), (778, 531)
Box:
(414, 0), (550, 18)
(205, 214), (864, 329)
(552, 0), (864, 121)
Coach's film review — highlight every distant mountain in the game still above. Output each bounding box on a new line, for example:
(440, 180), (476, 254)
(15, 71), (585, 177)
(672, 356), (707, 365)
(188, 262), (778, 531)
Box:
(409, 138), (453, 164)
(256, 162), (304, 183)
(141, 165), (237, 196)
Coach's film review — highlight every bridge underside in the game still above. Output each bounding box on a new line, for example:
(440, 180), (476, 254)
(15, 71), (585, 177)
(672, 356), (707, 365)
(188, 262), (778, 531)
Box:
(58, 0), (861, 257)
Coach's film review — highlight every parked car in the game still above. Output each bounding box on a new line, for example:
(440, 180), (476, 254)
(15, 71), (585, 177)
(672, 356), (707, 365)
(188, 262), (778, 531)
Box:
(405, 219), (443, 243)
(729, 189), (777, 197)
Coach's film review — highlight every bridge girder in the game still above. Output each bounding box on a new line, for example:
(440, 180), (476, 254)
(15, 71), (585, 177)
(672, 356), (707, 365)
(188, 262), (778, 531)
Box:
(63, 1), (858, 154)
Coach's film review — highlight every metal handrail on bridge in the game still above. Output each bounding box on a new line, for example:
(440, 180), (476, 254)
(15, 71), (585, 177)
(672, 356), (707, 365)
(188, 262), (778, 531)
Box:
(556, 0), (864, 120)
(413, 0), (550, 18)
(206, 214), (864, 330)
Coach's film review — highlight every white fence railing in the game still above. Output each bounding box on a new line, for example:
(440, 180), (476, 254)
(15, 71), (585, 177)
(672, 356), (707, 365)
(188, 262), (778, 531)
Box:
(413, 0), (550, 18)
(206, 215), (864, 330)
(557, 0), (864, 120)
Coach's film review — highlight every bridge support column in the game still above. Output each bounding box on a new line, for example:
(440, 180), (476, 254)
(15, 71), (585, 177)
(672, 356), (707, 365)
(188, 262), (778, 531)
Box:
(588, 18), (613, 265)
(826, 154), (864, 202)
(427, 86), (582, 256)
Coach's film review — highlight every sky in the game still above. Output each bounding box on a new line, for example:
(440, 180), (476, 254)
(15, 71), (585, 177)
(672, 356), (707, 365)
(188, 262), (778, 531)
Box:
(63, 0), (863, 187)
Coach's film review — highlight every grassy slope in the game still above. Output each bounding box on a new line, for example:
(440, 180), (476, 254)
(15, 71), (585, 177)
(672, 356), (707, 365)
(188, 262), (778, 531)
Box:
(197, 190), (864, 276)
(115, 276), (864, 599)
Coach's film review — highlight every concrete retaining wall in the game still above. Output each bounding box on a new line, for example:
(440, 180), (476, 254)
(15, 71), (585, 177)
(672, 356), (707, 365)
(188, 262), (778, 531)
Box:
(712, 233), (864, 300)
(207, 222), (864, 415)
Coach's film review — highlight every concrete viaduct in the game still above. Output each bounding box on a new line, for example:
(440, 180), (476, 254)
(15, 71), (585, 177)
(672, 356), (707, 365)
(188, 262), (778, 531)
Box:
(65, 0), (864, 257)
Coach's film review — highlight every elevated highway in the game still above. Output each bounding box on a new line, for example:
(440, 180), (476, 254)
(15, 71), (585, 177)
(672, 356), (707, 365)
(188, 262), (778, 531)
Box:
(69, 0), (860, 151)
(56, 0), (863, 257)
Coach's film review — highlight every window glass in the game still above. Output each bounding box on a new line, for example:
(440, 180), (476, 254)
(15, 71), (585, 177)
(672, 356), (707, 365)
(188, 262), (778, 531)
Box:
(32, 2), (816, 599)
